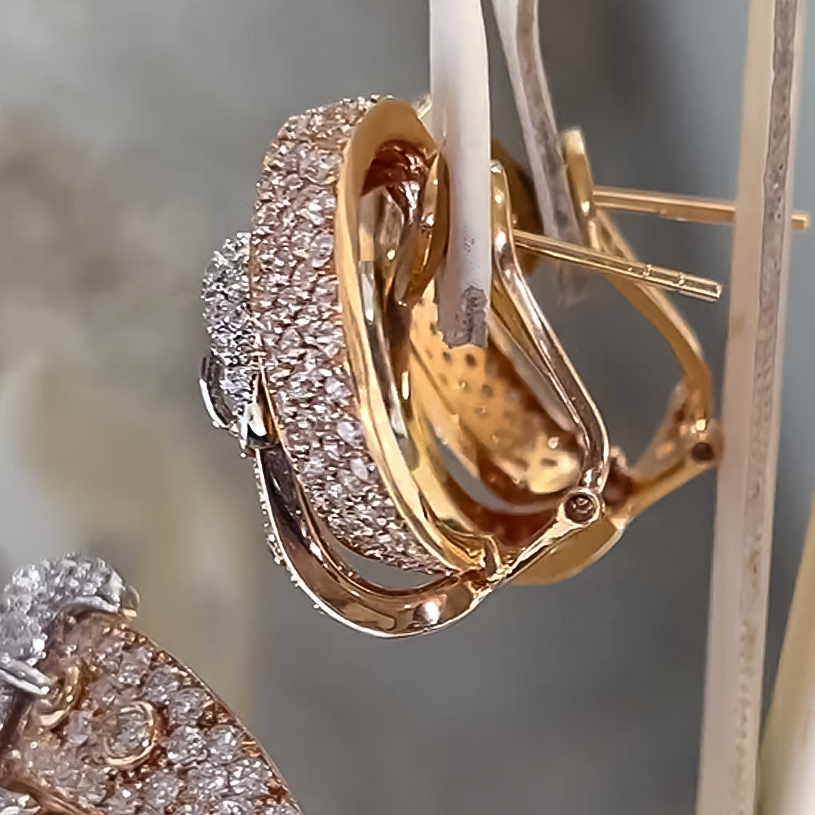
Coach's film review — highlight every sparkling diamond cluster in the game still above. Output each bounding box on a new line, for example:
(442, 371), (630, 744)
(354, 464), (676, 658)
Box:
(4, 615), (301, 815)
(0, 557), (129, 726)
(201, 233), (255, 423)
(249, 98), (442, 574)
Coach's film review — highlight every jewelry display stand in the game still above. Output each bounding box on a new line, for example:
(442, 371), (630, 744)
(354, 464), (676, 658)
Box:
(437, 1), (807, 813)
(696, 1), (806, 814)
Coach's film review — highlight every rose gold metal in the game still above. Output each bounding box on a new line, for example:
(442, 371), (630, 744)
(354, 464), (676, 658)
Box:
(29, 663), (81, 730)
(513, 229), (723, 301)
(102, 701), (159, 769)
(514, 128), (723, 584)
(593, 185), (809, 231)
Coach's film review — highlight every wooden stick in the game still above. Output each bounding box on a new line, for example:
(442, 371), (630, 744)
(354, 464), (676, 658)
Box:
(759, 497), (815, 815)
(695, 1), (806, 814)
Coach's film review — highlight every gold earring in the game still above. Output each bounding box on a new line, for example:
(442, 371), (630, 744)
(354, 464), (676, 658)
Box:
(199, 96), (737, 634)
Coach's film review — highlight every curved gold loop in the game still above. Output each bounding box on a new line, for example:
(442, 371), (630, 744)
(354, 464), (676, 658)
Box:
(515, 130), (722, 585)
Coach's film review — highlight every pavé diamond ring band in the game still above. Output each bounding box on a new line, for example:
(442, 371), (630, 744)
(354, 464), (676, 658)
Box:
(0, 556), (301, 815)
(200, 96), (722, 638)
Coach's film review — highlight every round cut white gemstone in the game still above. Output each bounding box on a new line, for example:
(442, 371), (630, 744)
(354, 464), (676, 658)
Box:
(349, 459), (370, 482)
(216, 800), (253, 815)
(337, 419), (362, 446)
(168, 687), (208, 726)
(278, 326), (303, 354)
(107, 787), (140, 815)
(75, 768), (110, 806)
(143, 666), (181, 705)
(302, 453), (327, 479)
(281, 174), (302, 196)
(290, 229), (312, 259)
(324, 376), (349, 401)
(312, 278), (338, 307)
(89, 675), (132, 709)
(143, 770), (180, 810)
(296, 146), (331, 184)
(187, 762), (230, 799)
(263, 805), (301, 815)
(321, 438), (341, 460)
(0, 591), (33, 615)
(0, 613), (45, 660)
(228, 757), (272, 797)
(166, 725), (206, 766)
(207, 725), (243, 764)
(311, 329), (343, 359)
(103, 703), (156, 763)
(52, 759), (80, 792)
(64, 710), (92, 747)
(117, 648), (151, 685)
(305, 188), (335, 225)
(10, 564), (46, 594)
(314, 150), (341, 184)
(309, 232), (333, 269)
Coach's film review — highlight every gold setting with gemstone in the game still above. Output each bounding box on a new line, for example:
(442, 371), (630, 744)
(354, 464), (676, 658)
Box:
(199, 95), (730, 637)
(0, 558), (302, 815)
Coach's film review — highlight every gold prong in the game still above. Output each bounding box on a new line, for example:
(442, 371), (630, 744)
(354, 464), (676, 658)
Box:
(513, 229), (722, 302)
(594, 186), (810, 232)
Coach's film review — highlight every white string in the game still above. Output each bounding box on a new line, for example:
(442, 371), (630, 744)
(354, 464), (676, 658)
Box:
(429, 0), (492, 347)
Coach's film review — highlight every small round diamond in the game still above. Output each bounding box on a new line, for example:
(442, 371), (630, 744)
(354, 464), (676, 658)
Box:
(64, 711), (92, 747)
(102, 702), (157, 766)
(304, 187), (335, 225)
(187, 762), (230, 799)
(107, 787), (140, 815)
(216, 800), (252, 815)
(308, 232), (333, 269)
(143, 666), (181, 705)
(349, 459), (369, 482)
(207, 725), (243, 764)
(229, 757), (272, 797)
(0, 612), (45, 660)
(143, 770), (180, 810)
(166, 725), (206, 766)
(89, 675), (132, 710)
(337, 419), (361, 446)
(75, 768), (110, 806)
(117, 648), (151, 685)
(10, 563), (46, 593)
(168, 687), (208, 726)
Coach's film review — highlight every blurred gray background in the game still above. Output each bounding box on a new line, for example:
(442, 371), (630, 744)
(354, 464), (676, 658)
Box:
(0, 1), (813, 814)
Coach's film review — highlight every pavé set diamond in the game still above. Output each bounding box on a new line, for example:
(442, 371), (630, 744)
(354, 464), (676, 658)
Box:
(202, 98), (442, 573)
(0, 560), (302, 815)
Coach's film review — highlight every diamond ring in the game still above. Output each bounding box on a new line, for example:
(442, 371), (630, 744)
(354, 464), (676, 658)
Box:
(0, 556), (302, 815)
(201, 96), (722, 637)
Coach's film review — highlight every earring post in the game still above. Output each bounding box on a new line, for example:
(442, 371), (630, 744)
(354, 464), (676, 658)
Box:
(513, 229), (723, 302)
(594, 186), (810, 231)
